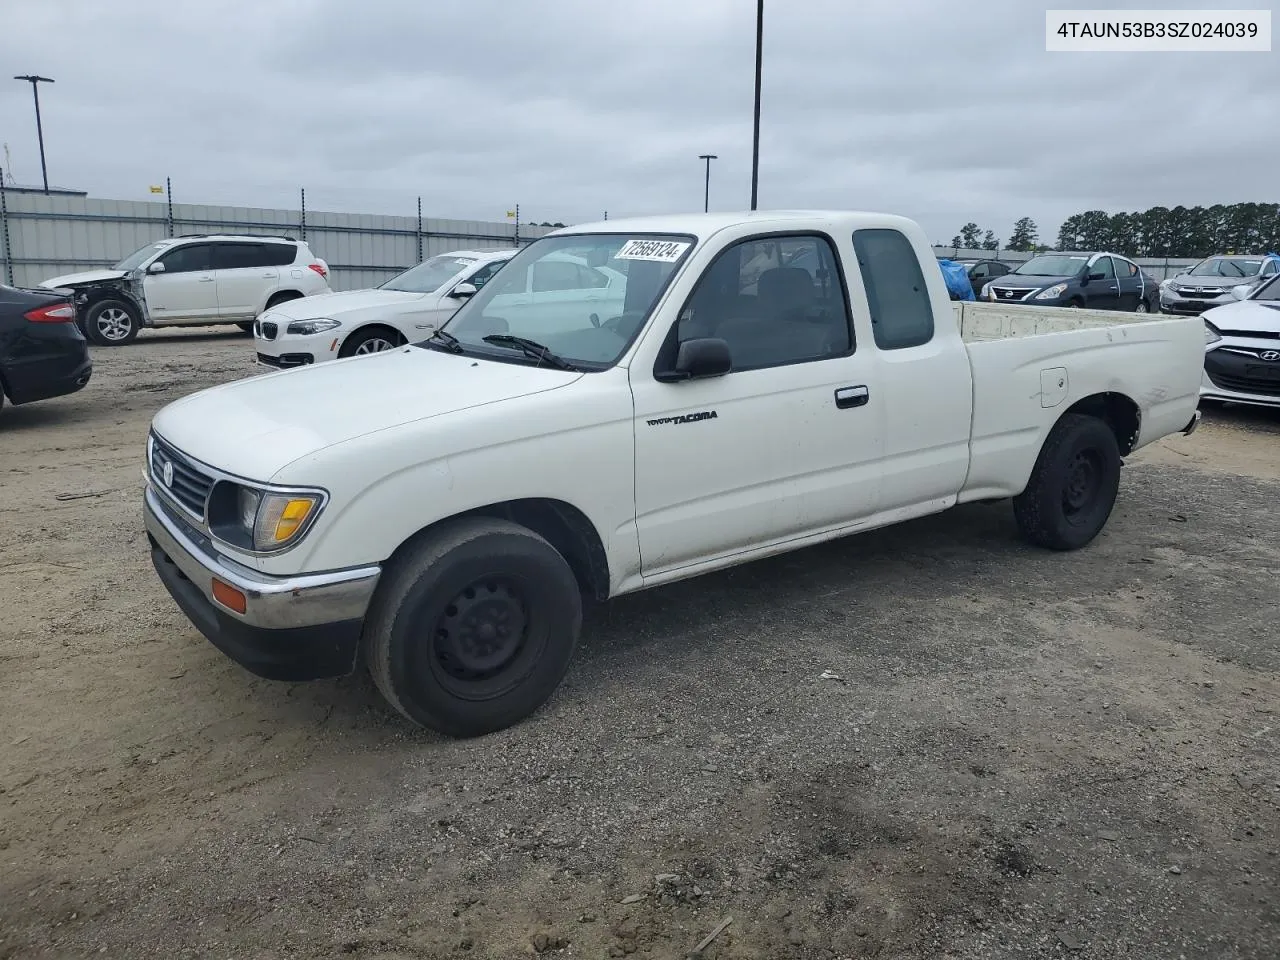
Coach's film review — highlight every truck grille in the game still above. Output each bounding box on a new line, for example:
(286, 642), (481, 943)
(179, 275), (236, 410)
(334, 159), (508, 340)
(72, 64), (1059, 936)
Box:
(150, 435), (215, 517)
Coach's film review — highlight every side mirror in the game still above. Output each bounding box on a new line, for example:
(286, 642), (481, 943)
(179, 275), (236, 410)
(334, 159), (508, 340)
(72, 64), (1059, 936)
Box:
(449, 282), (477, 299)
(147, 261), (166, 274)
(1086, 270), (1105, 281)
(670, 337), (731, 380)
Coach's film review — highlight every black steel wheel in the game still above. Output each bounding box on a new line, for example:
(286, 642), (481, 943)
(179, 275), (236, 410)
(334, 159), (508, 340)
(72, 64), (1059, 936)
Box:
(363, 517), (582, 736)
(1013, 413), (1122, 550)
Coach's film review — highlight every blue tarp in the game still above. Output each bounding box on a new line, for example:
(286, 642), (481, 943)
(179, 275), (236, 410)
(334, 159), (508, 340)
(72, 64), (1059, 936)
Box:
(937, 259), (975, 300)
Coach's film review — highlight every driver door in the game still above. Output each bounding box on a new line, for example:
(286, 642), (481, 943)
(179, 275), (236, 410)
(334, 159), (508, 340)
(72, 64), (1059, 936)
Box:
(630, 232), (884, 578)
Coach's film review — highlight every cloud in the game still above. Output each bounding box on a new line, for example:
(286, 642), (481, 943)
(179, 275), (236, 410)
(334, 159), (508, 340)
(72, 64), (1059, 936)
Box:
(0, 0), (1275, 245)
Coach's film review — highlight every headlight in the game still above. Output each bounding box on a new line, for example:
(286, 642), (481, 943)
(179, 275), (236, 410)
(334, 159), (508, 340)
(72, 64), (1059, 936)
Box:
(1159, 279), (1173, 291)
(286, 318), (341, 335)
(209, 482), (325, 552)
(1204, 320), (1222, 346)
(1034, 283), (1068, 300)
(980, 282), (992, 298)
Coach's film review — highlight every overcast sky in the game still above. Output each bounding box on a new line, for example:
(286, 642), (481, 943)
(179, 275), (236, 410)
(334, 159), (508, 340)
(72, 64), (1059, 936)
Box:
(0, 0), (1275, 244)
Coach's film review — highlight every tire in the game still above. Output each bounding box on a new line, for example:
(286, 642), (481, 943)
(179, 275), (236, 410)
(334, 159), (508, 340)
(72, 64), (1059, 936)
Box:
(1065, 299), (1082, 309)
(338, 326), (405, 358)
(236, 321), (254, 334)
(1013, 413), (1121, 551)
(84, 299), (140, 346)
(363, 517), (583, 737)
(1135, 300), (1149, 313)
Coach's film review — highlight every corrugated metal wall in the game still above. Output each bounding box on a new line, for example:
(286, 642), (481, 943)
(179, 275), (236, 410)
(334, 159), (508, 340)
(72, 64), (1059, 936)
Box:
(0, 191), (552, 291)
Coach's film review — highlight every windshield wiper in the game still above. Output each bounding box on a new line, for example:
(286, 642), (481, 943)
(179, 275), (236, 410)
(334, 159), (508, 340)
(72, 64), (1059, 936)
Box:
(426, 329), (464, 353)
(482, 334), (578, 370)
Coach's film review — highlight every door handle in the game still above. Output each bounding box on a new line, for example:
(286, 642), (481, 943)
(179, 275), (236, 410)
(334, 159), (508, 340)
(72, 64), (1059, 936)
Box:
(199, 276), (215, 282)
(834, 385), (869, 409)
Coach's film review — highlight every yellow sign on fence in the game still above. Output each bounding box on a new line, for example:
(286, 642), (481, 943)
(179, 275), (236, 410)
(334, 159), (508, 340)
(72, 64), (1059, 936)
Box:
(149, 185), (164, 194)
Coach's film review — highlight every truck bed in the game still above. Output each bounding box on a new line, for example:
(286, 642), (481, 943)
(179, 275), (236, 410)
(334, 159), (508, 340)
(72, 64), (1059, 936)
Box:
(954, 301), (1176, 342)
(954, 301), (1204, 505)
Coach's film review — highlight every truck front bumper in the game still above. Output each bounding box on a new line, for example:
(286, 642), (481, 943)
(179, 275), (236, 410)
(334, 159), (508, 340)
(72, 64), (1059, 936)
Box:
(144, 485), (381, 681)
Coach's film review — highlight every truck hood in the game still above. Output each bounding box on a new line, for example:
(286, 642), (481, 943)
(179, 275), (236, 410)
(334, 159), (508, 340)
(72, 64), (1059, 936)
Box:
(262, 288), (426, 320)
(39, 268), (128, 289)
(1202, 299), (1280, 333)
(151, 346), (582, 482)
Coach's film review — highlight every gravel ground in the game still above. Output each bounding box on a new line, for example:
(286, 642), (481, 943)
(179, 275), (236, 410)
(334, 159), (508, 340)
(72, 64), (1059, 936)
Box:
(1, 329), (1277, 960)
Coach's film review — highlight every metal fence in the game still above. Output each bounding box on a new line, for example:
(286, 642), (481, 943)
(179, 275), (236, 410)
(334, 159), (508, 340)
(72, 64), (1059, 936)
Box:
(0, 184), (553, 291)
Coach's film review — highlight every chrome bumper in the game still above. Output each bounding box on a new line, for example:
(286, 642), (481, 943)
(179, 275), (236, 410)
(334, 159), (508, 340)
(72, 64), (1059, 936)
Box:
(143, 485), (381, 630)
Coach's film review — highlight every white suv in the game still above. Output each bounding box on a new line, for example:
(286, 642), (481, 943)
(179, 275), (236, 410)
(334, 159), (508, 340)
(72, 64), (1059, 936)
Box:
(39, 235), (331, 346)
(255, 249), (513, 368)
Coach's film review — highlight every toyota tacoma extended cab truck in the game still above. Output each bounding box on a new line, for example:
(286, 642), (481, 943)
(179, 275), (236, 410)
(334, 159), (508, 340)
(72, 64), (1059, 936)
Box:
(143, 211), (1204, 737)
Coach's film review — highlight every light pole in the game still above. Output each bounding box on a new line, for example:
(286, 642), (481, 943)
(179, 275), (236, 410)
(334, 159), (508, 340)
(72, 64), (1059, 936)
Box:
(14, 74), (54, 194)
(698, 154), (717, 212)
(749, 0), (763, 210)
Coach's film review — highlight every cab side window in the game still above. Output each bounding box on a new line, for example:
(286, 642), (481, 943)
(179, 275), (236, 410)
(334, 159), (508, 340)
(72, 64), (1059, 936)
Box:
(674, 234), (852, 372)
(851, 228), (934, 350)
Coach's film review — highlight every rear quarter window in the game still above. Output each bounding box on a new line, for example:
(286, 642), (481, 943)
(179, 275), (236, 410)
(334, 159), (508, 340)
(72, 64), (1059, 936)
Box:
(851, 228), (935, 350)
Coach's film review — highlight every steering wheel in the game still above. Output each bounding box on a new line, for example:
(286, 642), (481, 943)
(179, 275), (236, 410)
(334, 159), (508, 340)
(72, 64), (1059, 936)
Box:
(599, 311), (646, 337)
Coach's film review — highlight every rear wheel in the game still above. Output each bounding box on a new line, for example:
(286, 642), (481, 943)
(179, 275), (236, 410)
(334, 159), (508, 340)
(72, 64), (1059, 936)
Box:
(84, 299), (140, 346)
(1013, 414), (1121, 550)
(338, 326), (405, 358)
(1135, 300), (1149, 313)
(363, 518), (583, 737)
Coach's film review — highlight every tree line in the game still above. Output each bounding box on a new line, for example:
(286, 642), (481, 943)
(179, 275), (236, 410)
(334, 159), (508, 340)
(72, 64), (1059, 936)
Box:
(949, 203), (1280, 258)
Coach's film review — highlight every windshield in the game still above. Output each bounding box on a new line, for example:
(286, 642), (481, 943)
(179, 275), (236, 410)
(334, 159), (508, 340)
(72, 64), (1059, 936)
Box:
(113, 241), (171, 271)
(1012, 255), (1088, 277)
(1188, 257), (1264, 278)
(432, 233), (695, 368)
(381, 255), (480, 293)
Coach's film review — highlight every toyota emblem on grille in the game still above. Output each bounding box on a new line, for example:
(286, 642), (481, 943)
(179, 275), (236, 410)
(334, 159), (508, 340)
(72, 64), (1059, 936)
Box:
(1261, 350), (1280, 362)
(158, 458), (174, 487)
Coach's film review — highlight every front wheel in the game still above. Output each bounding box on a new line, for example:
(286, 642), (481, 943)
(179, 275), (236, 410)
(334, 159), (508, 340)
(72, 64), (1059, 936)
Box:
(1013, 413), (1121, 550)
(338, 327), (405, 358)
(1135, 300), (1149, 313)
(363, 518), (583, 737)
(84, 299), (140, 346)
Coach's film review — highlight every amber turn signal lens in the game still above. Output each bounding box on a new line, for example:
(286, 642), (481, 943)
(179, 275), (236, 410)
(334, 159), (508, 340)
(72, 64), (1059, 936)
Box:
(211, 578), (247, 614)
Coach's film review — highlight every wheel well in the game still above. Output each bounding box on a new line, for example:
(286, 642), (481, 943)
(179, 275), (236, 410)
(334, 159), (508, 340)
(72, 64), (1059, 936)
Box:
(390, 498), (610, 602)
(266, 290), (304, 309)
(1062, 392), (1140, 455)
(349, 323), (407, 344)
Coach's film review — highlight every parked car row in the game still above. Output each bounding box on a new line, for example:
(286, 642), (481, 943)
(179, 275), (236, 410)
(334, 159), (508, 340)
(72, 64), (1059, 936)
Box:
(1158, 254), (1279, 316)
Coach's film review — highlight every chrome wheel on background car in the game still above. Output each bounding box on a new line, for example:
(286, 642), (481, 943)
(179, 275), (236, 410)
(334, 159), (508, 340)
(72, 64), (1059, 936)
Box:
(338, 326), (406, 359)
(1135, 301), (1149, 313)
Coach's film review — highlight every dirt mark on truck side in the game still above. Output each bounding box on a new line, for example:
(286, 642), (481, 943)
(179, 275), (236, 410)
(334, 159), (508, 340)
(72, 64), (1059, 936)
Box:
(1, 331), (1277, 959)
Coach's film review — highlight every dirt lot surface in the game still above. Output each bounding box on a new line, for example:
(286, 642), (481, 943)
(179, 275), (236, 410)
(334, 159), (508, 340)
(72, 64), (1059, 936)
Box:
(2, 330), (1278, 960)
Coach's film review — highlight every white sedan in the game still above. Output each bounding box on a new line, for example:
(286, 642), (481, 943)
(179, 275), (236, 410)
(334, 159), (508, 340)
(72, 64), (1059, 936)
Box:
(254, 249), (514, 368)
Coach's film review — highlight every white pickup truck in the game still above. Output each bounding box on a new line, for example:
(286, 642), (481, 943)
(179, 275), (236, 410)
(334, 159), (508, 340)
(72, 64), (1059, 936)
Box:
(143, 211), (1204, 737)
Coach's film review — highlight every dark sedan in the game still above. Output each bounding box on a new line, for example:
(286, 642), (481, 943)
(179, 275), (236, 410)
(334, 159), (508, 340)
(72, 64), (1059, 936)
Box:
(983, 253), (1160, 311)
(957, 259), (1013, 298)
(0, 283), (93, 419)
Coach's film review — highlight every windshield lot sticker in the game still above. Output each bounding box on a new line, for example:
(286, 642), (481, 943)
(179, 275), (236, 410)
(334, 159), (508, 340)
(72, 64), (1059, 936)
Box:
(616, 239), (691, 262)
